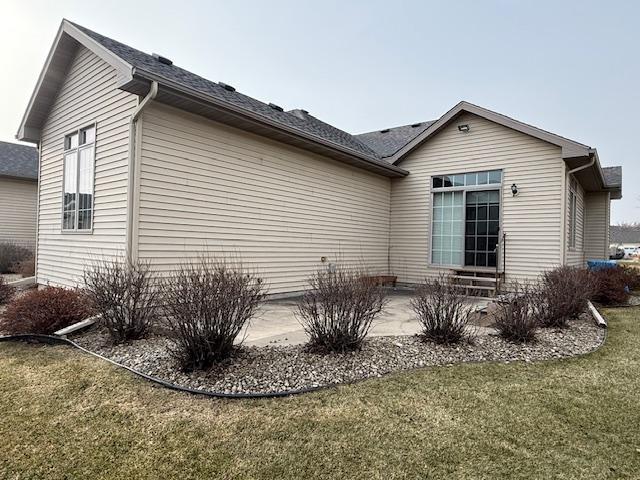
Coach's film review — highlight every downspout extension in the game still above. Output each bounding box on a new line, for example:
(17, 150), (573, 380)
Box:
(125, 81), (158, 263)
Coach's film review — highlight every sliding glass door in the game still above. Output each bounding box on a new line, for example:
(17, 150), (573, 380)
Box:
(430, 170), (502, 269)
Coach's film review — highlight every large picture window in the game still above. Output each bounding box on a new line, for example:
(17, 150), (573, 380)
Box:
(431, 170), (502, 268)
(62, 125), (95, 231)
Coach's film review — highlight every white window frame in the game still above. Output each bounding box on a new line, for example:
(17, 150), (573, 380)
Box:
(61, 123), (96, 233)
(568, 177), (577, 249)
(429, 170), (503, 270)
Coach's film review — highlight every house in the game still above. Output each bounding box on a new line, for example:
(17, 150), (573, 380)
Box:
(610, 225), (640, 256)
(17, 20), (623, 293)
(0, 141), (38, 249)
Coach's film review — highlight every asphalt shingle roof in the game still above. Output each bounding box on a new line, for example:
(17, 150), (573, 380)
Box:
(71, 22), (381, 160)
(610, 225), (640, 244)
(602, 166), (622, 188)
(0, 141), (38, 180)
(355, 121), (436, 159)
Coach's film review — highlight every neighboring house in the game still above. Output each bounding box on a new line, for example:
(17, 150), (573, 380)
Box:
(17, 20), (623, 292)
(0, 141), (38, 249)
(610, 225), (640, 253)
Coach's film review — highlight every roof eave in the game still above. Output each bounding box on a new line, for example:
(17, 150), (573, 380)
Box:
(129, 69), (409, 178)
(0, 173), (38, 182)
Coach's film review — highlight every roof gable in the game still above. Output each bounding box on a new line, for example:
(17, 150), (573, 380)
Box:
(17, 21), (133, 143)
(390, 101), (592, 164)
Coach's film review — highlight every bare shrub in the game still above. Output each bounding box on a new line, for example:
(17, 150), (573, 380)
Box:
(0, 243), (32, 274)
(493, 281), (539, 343)
(592, 266), (630, 305)
(83, 258), (160, 343)
(10, 256), (35, 277)
(163, 257), (266, 371)
(0, 277), (15, 305)
(620, 265), (640, 291)
(297, 265), (388, 353)
(0, 287), (94, 335)
(411, 274), (475, 345)
(538, 266), (595, 328)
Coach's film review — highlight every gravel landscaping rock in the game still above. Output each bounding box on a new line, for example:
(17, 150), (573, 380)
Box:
(72, 314), (605, 395)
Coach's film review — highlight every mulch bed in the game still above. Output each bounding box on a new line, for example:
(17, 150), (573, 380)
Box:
(71, 314), (605, 395)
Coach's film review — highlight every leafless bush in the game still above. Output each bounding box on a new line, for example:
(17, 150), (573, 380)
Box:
(0, 287), (94, 335)
(83, 258), (160, 343)
(0, 276), (15, 305)
(411, 274), (475, 344)
(591, 266), (631, 305)
(10, 256), (35, 277)
(0, 243), (32, 274)
(538, 266), (595, 328)
(163, 257), (266, 371)
(493, 281), (539, 343)
(297, 265), (388, 353)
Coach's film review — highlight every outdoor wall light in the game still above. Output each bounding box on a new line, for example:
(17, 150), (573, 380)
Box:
(511, 183), (519, 196)
(457, 124), (470, 133)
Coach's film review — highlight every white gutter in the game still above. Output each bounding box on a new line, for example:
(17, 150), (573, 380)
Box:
(567, 153), (596, 176)
(125, 81), (158, 263)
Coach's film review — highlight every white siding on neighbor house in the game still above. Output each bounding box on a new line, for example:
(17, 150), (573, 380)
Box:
(390, 112), (565, 283)
(136, 103), (391, 294)
(37, 45), (137, 286)
(0, 177), (37, 249)
(565, 174), (586, 267)
(584, 192), (611, 260)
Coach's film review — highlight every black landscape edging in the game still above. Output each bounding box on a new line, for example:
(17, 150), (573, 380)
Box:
(0, 334), (327, 399)
(0, 313), (612, 400)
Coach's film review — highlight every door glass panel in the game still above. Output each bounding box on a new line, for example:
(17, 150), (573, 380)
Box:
(431, 191), (464, 265)
(465, 189), (500, 267)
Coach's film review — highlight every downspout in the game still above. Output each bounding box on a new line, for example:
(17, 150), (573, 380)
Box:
(125, 81), (158, 263)
(561, 153), (596, 265)
(567, 153), (596, 176)
(34, 141), (42, 284)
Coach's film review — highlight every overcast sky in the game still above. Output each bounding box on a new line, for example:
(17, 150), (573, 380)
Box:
(2, 0), (638, 223)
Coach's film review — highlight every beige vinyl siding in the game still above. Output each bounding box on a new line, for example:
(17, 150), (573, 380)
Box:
(390, 112), (564, 283)
(37, 45), (137, 286)
(0, 177), (37, 249)
(584, 192), (611, 260)
(565, 174), (586, 267)
(137, 103), (391, 294)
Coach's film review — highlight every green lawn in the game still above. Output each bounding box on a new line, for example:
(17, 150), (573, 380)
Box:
(1, 308), (639, 479)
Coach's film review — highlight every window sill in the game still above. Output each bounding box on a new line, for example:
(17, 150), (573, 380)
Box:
(61, 230), (94, 235)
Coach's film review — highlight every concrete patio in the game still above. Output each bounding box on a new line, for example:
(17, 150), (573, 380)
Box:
(240, 291), (490, 346)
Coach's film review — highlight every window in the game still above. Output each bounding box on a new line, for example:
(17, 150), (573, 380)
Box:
(431, 170), (502, 268)
(568, 177), (577, 248)
(63, 125), (95, 231)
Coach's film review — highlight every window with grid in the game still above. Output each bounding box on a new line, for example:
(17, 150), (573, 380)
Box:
(568, 177), (577, 248)
(431, 170), (502, 268)
(63, 126), (95, 231)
